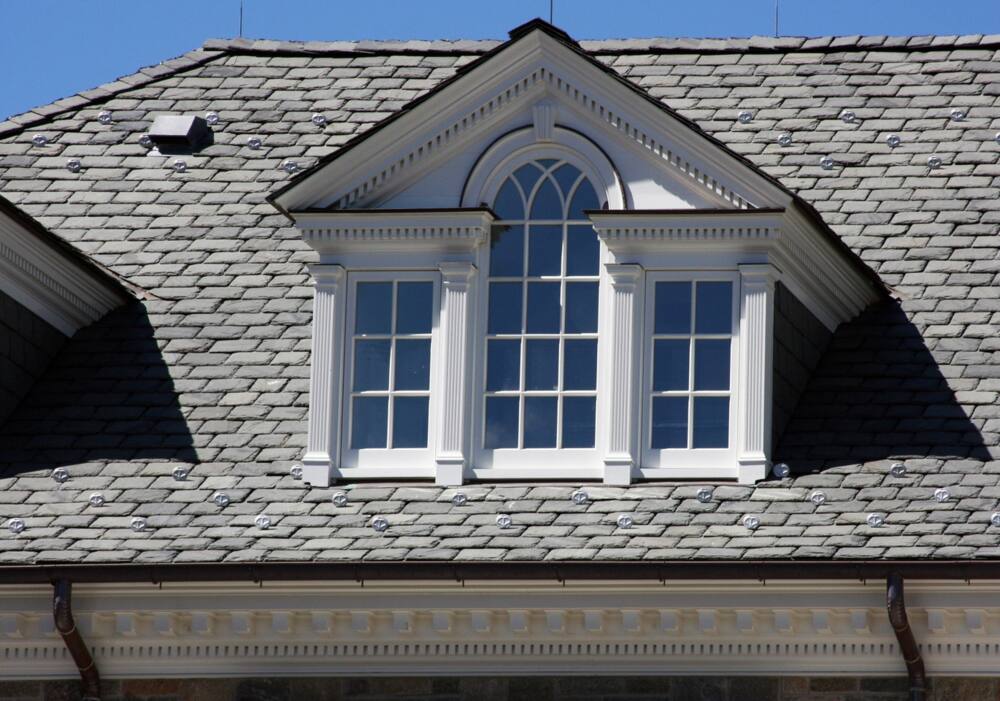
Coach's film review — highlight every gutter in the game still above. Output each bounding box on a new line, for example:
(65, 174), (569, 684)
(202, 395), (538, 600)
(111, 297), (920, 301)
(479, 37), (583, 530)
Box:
(53, 579), (101, 701)
(3, 560), (1000, 585)
(887, 573), (927, 701)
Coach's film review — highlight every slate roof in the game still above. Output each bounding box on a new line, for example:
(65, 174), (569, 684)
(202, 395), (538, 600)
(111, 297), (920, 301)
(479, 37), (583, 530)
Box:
(0, 30), (999, 566)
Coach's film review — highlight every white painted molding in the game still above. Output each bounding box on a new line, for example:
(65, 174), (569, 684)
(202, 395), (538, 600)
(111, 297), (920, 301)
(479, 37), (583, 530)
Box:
(532, 101), (556, 142)
(0, 210), (128, 336)
(435, 261), (478, 485)
(603, 264), (643, 485)
(293, 210), (495, 256)
(302, 264), (346, 487)
(4, 579), (1000, 678)
(736, 264), (776, 484)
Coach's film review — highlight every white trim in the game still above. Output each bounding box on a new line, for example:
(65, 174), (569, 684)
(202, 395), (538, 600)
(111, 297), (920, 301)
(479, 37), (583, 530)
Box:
(4, 579), (1000, 678)
(736, 264), (776, 484)
(602, 264), (642, 485)
(0, 212), (126, 336)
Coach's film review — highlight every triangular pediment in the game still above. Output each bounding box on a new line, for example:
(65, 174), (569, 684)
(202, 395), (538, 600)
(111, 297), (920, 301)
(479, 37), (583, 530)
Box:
(269, 19), (796, 216)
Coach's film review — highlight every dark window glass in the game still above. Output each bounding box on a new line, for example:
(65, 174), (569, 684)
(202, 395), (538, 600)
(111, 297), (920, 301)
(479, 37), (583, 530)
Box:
(654, 281), (691, 334)
(353, 339), (390, 391)
(568, 178), (600, 219)
(526, 282), (561, 333)
(693, 339), (730, 391)
(488, 282), (522, 334)
(565, 282), (598, 333)
(355, 282), (392, 334)
(693, 397), (729, 448)
(566, 224), (599, 276)
(523, 396), (558, 448)
(563, 339), (597, 390)
(489, 225), (524, 277)
(695, 281), (732, 334)
(528, 225), (562, 277)
(513, 163), (542, 196)
(651, 397), (687, 449)
(394, 339), (431, 391)
(653, 339), (689, 391)
(486, 339), (520, 391)
(493, 178), (524, 220)
(525, 339), (559, 390)
(395, 282), (432, 334)
(552, 163), (581, 197)
(562, 397), (596, 448)
(392, 397), (428, 448)
(352, 397), (387, 449)
(529, 177), (563, 220)
(485, 397), (519, 448)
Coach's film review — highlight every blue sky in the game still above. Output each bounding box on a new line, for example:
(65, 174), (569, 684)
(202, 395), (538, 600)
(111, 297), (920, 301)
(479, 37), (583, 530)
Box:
(2, 0), (998, 120)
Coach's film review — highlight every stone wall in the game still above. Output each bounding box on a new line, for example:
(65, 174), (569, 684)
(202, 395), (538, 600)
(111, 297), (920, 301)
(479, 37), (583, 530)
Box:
(1, 677), (996, 701)
(0, 289), (65, 426)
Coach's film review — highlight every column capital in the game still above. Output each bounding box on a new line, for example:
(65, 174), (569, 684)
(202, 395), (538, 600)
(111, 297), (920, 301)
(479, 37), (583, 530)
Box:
(308, 263), (345, 288)
(605, 263), (643, 286)
(439, 261), (477, 285)
(738, 263), (778, 285)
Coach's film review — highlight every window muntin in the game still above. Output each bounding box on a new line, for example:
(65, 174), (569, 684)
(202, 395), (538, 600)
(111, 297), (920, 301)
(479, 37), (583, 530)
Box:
(483, 160), (601, 453)
(342, 272), (438, 468)
(643, 274), (737, 469)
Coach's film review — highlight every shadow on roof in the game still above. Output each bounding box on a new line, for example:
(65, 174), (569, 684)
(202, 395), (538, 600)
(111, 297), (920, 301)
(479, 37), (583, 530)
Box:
(0, 302), (196, 476)
(775, 299), (991, 472)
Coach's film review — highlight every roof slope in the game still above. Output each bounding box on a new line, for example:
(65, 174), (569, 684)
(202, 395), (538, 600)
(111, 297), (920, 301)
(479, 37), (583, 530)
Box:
(0, 32), (998, 565)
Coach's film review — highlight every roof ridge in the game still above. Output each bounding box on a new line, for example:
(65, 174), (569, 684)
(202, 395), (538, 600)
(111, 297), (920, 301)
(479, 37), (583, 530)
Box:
(0, 47), (225, 138)
(201, 32), (1000, 56)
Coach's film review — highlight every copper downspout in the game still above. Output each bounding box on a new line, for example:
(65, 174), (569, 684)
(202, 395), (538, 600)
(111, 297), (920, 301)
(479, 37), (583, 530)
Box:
(887, 572), (926, 701)
(52, 579), (101, 701)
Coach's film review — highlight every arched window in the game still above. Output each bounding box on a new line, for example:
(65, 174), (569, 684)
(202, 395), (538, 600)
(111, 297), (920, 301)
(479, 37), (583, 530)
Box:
(482, 159), (602, 456)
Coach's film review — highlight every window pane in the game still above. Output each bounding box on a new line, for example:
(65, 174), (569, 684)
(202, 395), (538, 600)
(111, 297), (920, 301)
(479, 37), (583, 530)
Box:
(568, 178), (600, 219)
(353, 339), (390, 391)
(695, 281), (732, 334)
(552, 163), (581, 198)
(529, 177), (563, 220)
(654, 281), (691, 334)
(493, 178), (524, 220)
(352, 397), (387, 449)
(392, 397), (428, 448)
(565, 282), (598, 333)
(489, 225), (524, 277)
(562, 397), (596, 448)
(486, 339), (520, 391)
(523, 396), (557, 448)
(528, 225), (562, 277)
(566, 224), (599, 276)
(651, 396), (687, 449)
(526, 282), (561, 333)
(563, 339), (597, 390)
(488, 282), (522, 334)
(513, 163), (542, 199)
(693, 396), (729, 448)
(525, 339), (559, 390)
(694, 339), (730, 391)
(394, 339), (431, 391)
(485, 397), (519, 448)
(355, 282), (392, 334)
(395, 281), (433, 334)
(653, 339), (689, 391)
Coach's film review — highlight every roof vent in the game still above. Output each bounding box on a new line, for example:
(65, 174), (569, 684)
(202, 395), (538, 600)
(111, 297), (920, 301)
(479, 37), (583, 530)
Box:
(146, 115), (213, 154)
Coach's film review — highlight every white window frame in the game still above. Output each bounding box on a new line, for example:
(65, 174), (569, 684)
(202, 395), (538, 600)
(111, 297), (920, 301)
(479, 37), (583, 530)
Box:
(638, 270), (739, 478)
(339, 270), (441, 477)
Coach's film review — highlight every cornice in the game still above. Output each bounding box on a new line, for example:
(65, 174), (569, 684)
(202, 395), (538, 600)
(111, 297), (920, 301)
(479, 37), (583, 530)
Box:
(590, 209), (784, 243)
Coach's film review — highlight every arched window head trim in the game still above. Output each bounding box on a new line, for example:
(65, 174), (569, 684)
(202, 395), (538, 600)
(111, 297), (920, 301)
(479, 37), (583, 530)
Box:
(461, 126), (628, 212)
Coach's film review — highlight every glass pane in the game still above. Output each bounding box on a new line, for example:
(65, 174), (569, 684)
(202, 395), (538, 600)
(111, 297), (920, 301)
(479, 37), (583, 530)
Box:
(353, 339), (390, 391)
(394, 339), (431, 391)
(536, 158), (558, 170)
(693, 396), (729, 448)
(395, 281), (432, 334)
(563, 339), (597, 391)
(513, 163), (542, 198)
(528, 225), (562, 277)
(488, 282), (522, 334)
(352, 396), (387, 449)
(552, 163), (581, 199)
(489, 225), (524, 277)
(355, 282), (392, 334)
(525, 339), (559, 391)
(651, 396), (687, 449)
(568, 178), (600, 219)
(493, 178), (524, 220)
(523, 396), (557, 448)
(486, 339), (520, 391)
(566, 224), (599, 276)
(562, 396), (596, 448)
(485, 396), (519, 448)
(653, 339), (689, 391)
(654, 281), (692, 334)
(565, 282), (598, 333)
(392, 396), (428, 448)
(529, 177), (563, 220)
(694, 339), (730, 391)
(526, 282), (561, 333)
(695, 281), (733, 334)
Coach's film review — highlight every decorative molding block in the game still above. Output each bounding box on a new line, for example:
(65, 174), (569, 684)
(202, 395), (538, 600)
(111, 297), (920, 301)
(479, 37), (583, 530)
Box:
(590, 211), (783, 246)
(532, 101), (557, 142)
(294, 210), (495, 255)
